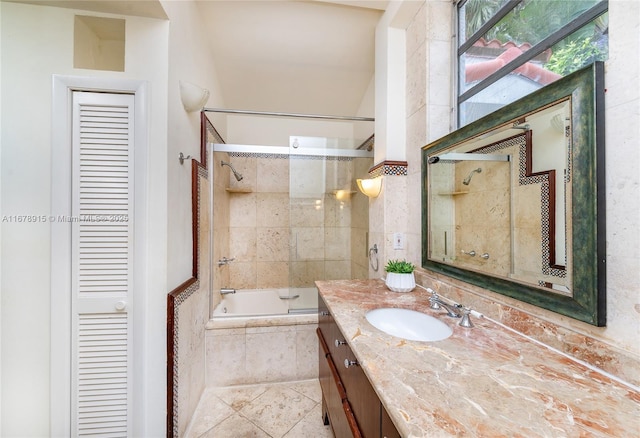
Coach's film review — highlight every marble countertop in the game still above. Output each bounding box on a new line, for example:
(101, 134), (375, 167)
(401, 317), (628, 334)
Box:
(316, 279), (640, 438)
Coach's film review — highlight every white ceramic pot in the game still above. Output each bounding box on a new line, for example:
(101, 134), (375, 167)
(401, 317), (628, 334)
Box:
(385, 272), (416, 293)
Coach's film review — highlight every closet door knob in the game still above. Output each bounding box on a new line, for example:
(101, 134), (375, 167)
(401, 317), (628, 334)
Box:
(334, 339), (346, 347)
(115, 301), (127, 311)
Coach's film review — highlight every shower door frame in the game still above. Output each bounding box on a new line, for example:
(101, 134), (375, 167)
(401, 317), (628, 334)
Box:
(210, 141), (373, 312)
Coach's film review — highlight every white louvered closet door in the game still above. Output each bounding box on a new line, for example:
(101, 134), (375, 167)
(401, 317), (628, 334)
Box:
(71, 91), (134, 437)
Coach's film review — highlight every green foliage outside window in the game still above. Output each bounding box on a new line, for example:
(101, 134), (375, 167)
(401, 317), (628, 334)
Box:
(545, 14), (609, 75)
(463, 0), (608, 77)
(546, 33), (608, 75)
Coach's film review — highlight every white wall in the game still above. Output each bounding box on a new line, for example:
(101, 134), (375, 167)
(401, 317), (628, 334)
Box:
(0, 3), (168, 436)
(600, 0), (640, 355)
(160, 1), (227, 432)
(161, 0), (227, 292)
(225, 115), (361, 146)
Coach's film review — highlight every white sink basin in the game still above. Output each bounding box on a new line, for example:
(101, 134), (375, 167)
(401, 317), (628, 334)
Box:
(365, 308), (453, 342)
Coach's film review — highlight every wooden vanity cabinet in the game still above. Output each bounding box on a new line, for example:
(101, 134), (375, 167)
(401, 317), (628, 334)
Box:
(381, 408), (402, 438)
(318, 316), (354, 436)
(317, 293), (400, 438)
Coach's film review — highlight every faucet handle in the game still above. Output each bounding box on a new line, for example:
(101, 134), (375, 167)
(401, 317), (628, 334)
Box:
(427, 288), (441, 309)
(459, 307), (474, 328)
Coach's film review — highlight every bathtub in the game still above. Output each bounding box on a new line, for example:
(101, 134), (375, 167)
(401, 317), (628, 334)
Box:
(206, 287), (319, 386)
(212, 287), (318, 318)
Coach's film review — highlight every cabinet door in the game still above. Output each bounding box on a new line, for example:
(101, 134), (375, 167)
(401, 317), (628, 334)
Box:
(340, 349), (380, 438)
(318, 328), (331, 421)
(381, 406), (401, 438)
(326, 358), (352, 437)
(329, 313), (380, 437)
(317, 323), (352, 437)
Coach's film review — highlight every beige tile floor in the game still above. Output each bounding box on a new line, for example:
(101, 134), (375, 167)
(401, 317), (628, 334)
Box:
(186, 379), (335, 438)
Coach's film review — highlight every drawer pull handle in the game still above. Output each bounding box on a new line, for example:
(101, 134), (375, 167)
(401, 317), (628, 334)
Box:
(344, 359), (359, 368)
(335, 339), (346, 347)
(320, 311), (330, 316)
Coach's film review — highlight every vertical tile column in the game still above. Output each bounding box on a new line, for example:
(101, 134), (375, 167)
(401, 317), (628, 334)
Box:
(370, 0), (455, 278)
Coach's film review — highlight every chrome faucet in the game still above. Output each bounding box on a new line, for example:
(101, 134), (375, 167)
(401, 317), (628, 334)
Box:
(427, 289), (462, 318)
(220, 288), (236, 295)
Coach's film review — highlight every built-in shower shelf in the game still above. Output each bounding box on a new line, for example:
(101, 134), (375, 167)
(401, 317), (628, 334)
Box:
(438, 191), (469, 196)
(331, 190), (357, 198)
(226, 188), (252, 193)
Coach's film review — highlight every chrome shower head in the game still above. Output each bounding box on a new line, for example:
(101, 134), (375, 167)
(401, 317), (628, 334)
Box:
(462, 168), (482, 186)
(221, 160), (244, 181)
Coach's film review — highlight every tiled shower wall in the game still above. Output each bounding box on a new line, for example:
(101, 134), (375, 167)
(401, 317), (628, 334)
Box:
(221, 153), (370, 290)
(351, 157), (371, 279)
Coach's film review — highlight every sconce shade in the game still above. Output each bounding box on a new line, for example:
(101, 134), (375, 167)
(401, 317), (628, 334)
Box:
(180, 80), (210, 112)
(357, 177), (382, 198)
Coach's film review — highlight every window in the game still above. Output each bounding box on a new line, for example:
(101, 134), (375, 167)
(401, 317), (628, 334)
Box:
(457, 0), (608, 126)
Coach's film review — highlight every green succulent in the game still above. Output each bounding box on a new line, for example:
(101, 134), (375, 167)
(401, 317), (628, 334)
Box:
(384, 259), (415, 274)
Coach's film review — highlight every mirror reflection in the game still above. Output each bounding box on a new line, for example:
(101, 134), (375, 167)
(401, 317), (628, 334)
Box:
(427, 99), (572, 295)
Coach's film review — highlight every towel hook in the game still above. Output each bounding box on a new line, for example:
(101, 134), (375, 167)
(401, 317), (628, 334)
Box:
(179, 152), (192, 165)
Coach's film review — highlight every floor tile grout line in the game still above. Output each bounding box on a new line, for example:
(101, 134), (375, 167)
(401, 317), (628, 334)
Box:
(238, 385), (309, 437)
(236, 409), (278, 438)
(194, 391), (238, 438)
(190, 380), (331, 438)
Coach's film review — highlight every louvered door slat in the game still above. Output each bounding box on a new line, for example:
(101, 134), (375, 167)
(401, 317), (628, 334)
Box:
(72, 92), (134, 438)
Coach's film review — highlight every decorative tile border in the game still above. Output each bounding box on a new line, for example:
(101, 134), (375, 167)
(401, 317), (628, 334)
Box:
(205, 118), (225, 144)
(357, 134), (374, 152)
(167, 155), (207, 436)
(167, 114), (213, 438)
(368, 160), (408, 178)
(230, 151), (288, 159)
(517, 140), (565, 279)
(472, 132), (566, 280)
(167, 278), (199, 437)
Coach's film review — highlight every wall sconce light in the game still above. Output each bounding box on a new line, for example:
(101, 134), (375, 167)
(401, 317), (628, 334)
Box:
(356, 177), (382, 198)
(180, 80), (210, 112)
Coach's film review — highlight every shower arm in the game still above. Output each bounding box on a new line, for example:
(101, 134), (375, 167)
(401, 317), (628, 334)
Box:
(221, 160), (244, 181)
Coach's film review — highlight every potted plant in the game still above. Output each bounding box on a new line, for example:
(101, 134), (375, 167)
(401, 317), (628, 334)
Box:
(384, 259), (416, 292)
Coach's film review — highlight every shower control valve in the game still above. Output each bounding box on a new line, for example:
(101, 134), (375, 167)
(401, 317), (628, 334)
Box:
(217, 256), (235, 266)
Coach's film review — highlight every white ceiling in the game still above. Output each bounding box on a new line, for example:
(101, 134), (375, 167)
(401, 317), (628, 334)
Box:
(4, 0), (169, 19)
(197, 1), (385, 116)
(5, 0), (386, 116)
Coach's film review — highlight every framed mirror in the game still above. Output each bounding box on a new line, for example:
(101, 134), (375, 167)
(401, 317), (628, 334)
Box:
(422, 62), (605, 326)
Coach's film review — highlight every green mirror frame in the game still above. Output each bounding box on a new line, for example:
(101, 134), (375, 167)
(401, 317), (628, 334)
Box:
(421, 62), (606, 326)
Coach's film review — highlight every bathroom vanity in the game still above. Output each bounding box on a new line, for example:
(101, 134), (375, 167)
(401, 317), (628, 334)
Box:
(316, 279), (639, 437)
(317, 292), (400, 438)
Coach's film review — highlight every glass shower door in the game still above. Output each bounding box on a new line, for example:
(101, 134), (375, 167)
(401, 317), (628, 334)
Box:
(287, 136), (372, 312)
